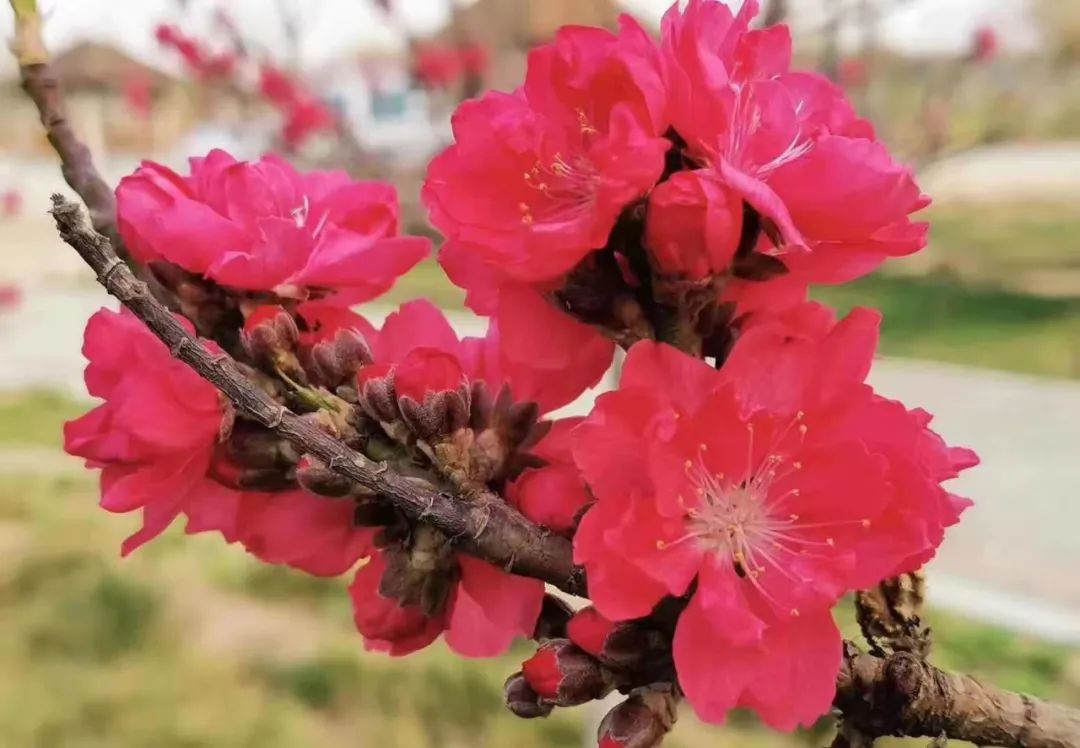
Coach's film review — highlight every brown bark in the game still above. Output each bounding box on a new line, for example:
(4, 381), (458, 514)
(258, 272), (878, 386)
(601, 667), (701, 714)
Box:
(836, 647), (1080, 747)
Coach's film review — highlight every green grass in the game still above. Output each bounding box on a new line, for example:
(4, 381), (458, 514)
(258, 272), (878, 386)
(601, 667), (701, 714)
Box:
(922, 203), (1080, 284)
(0, 390), (88, 447)
(815, 272), (1080, 378)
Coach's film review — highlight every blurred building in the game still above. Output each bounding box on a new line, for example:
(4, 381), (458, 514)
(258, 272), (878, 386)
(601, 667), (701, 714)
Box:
(0, 42), (194, 158)
(452, 0), (619, 90)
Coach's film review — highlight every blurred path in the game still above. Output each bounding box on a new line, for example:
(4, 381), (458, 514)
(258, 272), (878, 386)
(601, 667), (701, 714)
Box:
(4, 288), (1080, 642)
(920, 141), (1080, 203)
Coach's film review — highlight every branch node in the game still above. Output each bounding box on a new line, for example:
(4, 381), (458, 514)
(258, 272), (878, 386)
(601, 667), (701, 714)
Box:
(266, 405), (287, 429)
(169, 337), (192, 359)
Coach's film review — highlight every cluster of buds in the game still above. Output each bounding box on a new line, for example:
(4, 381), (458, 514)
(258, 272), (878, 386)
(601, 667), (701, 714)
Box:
(357, 360), (549, 490)
(508, 605), (680, 747)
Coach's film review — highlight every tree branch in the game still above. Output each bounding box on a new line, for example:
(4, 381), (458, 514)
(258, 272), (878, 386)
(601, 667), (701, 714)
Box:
(50, 193), (1080, 748)
(12, 1), (121, 254)
(836, 647), (1080, 748)
(47, 194), (584, 597)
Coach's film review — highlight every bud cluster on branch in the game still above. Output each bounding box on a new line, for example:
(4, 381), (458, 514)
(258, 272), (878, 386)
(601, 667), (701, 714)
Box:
(12, 0), (1080, 746)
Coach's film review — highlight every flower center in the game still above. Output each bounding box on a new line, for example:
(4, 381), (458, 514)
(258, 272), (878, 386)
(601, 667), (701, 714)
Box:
(519, 151), (599, 226)
(658, 417), (871, 617)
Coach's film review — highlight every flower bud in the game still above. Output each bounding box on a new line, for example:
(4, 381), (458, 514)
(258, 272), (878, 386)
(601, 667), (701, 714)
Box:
(646, 170), (743, 280)
(521, 639), (611, 707)
(243, 305), (299, 357)
(597, 690), (677, 748)
(223, 422), (299, 469)
(350, 554), (443, 657)
(307, 328), (374, 388)
(357, 363), (400, 423)
(504, 672), (554, 720)
(394, 348), (471, 440)
(296, 454), (359, 498)
(567, 607), (659, 673)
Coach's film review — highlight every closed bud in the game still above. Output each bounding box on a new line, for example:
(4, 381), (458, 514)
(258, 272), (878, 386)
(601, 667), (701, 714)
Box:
(223, 423), (298, 469)
(522, 639), (611, 707)
(357, 364), (400, 423)
(296, 455), (355, 498)
(308, 328), (374, 387)
(567, 607), (658, 673)
(597, 689), (678, 748)
(242, 305), (300, 365)
(393, 349), (471, 441)
(645, 170), (743, 281)
(504, 672), (553, 720)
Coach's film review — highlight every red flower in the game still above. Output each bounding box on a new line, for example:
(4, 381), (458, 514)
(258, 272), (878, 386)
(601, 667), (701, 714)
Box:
(658, 0), (928, 299)
(64, 308), (233, 554)
(423, 18), (668, 283)
(258, 65), (338, 151)
(422, 18), (668, 403)
(572, 303), (976, 729)
(414, 42), (464, 90)
(122, 72), (153, 120)
(460, 43), (490, 76)
(65, 308), (372, 575)
(155, 24), (237, 82)
(117, 150), (430, 302)
(351, 551), (545, 659)
(839, 58), (869, 89)
(347, 301), (602, 656)
(972, 27), (999, 64)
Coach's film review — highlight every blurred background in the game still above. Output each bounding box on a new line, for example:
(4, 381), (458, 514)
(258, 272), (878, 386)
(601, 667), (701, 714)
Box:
(1, 0), (1079, 745)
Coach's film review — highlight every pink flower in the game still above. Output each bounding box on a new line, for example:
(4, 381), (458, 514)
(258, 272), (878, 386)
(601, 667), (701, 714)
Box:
(423, 18), (668, 283)
(572, 304), (976, 729)
(972, 27), (999, 64)
(438, 248), (614, 410)
(155, 24), (237, 82)
(348, 301), (600, 656)
(657, 0), (928, 298)
(350, 551), (545, 659)
(414, 42), (464, 90)
(0, 283), (21, 310)
(65, 308), (372, 575)
(235, 489), (373, 577)
(258, 66), (339, 151)
(64, 308), (232, 555)
(117, 150), (429, 302)
(349, 553), (445, 656)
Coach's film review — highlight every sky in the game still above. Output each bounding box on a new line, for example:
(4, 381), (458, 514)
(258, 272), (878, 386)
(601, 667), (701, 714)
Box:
(0, 0), (1042, 74)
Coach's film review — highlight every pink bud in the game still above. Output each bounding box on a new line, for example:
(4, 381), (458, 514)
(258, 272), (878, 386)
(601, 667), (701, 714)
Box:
(646, 171), (743, 280)
(567, 607), (616, 658)
(522, 639), (610, 707)
(242, 305), (300, 367)
(308, 328), (374, 387)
